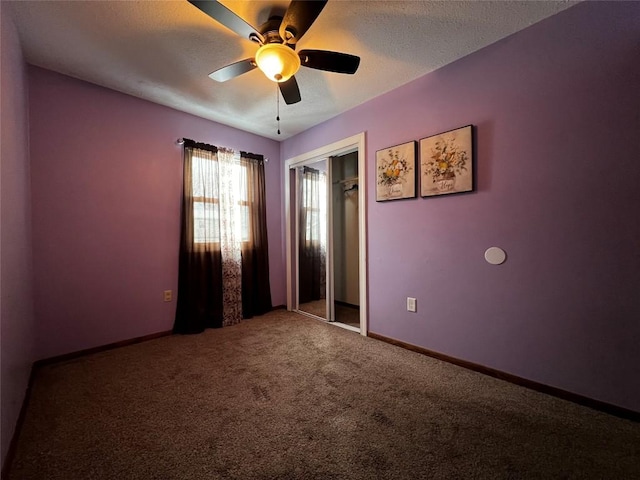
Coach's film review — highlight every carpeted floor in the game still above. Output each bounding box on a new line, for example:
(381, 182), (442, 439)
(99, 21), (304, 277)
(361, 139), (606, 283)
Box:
(7, 310), (640, 479)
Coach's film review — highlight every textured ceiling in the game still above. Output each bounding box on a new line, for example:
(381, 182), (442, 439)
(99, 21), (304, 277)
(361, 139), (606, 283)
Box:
(8, 1), (576, 140)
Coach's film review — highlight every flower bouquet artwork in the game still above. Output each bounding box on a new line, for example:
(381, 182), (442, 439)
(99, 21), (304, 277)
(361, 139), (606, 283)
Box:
(420, 125), (474, 197)
(376, 141), (416, 201)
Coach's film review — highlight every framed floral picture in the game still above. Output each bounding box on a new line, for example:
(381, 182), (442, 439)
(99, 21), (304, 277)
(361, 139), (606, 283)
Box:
(376, 141), (416, 201)
(420, 125), (474, 197)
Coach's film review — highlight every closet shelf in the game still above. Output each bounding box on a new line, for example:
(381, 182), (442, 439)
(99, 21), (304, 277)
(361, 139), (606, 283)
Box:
(334, 176), (358, 185)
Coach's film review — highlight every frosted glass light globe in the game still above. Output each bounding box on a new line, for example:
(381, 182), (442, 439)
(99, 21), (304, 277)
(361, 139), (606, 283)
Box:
(255, 44), (301, 82)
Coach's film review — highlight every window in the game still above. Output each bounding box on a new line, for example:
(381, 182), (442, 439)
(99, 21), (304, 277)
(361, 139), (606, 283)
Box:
(191, 153), (250, 244)
(175, 140), (273, 332)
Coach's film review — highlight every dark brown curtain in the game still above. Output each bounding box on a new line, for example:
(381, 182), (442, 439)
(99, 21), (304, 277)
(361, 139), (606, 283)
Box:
(174, 142), (272, 334)
(298, 166), (326, 304)
(174, 141), (223, 333)
(240, 152), (272, 317)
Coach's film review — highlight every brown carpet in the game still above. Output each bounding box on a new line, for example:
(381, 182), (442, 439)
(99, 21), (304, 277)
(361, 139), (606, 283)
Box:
(7, 310), (640, 479)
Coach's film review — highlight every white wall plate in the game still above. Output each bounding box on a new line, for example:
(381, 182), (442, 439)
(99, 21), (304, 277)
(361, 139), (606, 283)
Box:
(485, 247), (506, 265)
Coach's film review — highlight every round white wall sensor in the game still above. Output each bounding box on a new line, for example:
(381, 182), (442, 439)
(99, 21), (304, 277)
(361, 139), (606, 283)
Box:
(485, 247), (506, 265)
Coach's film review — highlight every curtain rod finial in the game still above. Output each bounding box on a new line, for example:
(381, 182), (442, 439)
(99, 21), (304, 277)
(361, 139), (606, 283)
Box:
(177, 138), (185, 145)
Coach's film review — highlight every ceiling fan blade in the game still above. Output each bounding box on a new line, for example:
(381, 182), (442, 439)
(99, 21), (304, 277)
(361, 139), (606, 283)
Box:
(279, 0), (328, 44)
(209, 58), (257, 82)
(189, 1), (264, 43)
(279, 76), (302, 105)
(299, 50), (360, 74)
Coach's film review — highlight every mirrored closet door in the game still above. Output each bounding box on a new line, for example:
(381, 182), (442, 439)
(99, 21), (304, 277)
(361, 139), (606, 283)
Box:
(296, 160), (330, 320)
(285, 133), (366, 335)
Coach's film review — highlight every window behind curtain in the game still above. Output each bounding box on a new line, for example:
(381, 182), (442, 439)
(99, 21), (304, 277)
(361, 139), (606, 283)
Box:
(191, 154), (250, 244)
(174, 141), (272, 334)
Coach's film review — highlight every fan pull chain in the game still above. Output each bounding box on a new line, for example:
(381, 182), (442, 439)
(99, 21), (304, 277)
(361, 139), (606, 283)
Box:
(276, 85), (281, 135)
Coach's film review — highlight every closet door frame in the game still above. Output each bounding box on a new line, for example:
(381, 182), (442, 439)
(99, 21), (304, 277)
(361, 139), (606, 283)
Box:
(284, 132), (368, 335)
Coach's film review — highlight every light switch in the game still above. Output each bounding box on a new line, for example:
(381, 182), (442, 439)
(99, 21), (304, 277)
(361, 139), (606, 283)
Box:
(407, 297), (417, 312)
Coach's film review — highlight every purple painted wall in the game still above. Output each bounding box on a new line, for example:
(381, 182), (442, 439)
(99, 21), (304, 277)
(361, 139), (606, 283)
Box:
(29, 67), (284, 360)
(282, 2), (640, 412)
(1, 4), (36, 466)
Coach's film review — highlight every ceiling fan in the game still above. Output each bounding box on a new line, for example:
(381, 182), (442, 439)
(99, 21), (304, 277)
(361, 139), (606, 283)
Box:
(188, 0), (361, 105)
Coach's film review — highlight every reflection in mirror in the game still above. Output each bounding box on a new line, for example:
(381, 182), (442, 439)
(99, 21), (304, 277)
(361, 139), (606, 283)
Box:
(297, 160), (327, 319)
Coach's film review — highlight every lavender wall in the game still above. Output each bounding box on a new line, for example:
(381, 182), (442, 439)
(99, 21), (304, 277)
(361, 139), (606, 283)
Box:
(282, 2), (640, 412)
(1, 4), (36, 466)
(29, 67), (284, 360)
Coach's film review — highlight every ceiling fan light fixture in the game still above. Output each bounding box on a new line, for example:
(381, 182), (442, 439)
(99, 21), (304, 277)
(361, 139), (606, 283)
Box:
(255, 43), (300, 82)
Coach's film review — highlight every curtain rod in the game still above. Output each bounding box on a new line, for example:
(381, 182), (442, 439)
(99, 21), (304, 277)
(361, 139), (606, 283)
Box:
(176, 138), (268, 162)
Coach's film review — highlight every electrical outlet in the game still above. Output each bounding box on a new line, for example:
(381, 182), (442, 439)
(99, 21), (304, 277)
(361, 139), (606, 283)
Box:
(407, 297), (417, 312)
(163, 290), (172, 302)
